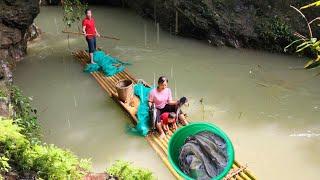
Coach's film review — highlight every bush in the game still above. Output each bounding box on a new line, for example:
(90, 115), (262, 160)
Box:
(0, 119), (29, 173)
(106, 160), (156, 180)
(0, 118), (91, 179)
(11, 86), (41, 144)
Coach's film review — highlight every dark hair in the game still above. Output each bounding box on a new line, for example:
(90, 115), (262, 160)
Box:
(168, 112), (176, 119)
(178, 97), (188, 105)
(85, 8), (91, 15)
(158, 76), (168, 84)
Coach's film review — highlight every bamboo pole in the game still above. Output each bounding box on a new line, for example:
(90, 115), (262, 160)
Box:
(92, 76), (112, 96)
(117, 72), (131, 83)
(234, 161), (256, 179)
(145, 136), (183, 180)
(62, 30), (120, 40)
(99, 75), (117, 91)
(150, 134), (168, 155)
(92, 73), (111, 94)
(124, 70), (139, 83)
(95, 74), (115, 96)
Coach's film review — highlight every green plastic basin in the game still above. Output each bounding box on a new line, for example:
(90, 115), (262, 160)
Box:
(168, 122), (235, 180)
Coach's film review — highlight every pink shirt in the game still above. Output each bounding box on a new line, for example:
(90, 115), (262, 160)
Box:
(149, 88), (172, 109)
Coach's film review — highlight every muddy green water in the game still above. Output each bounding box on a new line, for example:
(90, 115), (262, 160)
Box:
(14, 6), (320, 180)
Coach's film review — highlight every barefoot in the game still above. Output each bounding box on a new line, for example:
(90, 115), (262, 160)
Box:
(159, 133), (165, 139)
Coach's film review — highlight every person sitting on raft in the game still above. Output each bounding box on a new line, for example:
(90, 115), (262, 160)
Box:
(157, 112), (177, 138)
(148, 76), (188, 127)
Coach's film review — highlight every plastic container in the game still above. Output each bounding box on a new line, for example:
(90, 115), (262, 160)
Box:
(168, 122), (235, 180)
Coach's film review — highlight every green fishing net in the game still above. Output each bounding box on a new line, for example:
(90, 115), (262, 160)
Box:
(84, 51), (130, 76)
(129, 82), (153, 136)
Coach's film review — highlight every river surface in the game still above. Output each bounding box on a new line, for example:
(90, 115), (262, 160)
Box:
(14, 6), (320, 180)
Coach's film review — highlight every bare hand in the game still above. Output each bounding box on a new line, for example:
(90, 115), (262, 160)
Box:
(96, 33), (101, 37)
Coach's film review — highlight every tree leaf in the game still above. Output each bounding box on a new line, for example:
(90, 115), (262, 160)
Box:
(296, 44), (312, 52)
(284, 39), (303, 51)
(304, 59), (320, 69)
(300, 1), (320, 10)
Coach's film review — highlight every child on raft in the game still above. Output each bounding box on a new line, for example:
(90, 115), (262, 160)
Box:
(157, 112), (178, 139)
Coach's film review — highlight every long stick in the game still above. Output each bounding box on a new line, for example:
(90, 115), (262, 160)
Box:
(62, 30), (120, 40)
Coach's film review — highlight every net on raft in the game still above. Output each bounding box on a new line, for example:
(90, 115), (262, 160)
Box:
(179, 131), (228, 180)
(84, 51), (130, 76)
(128, 82), (153, 136)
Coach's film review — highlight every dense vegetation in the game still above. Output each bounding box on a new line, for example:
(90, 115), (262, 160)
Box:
(106, 160), (156, 180)
(10, 86), (41, 144)
(0, 87), (91, 179)
(0, 119), (91, 179)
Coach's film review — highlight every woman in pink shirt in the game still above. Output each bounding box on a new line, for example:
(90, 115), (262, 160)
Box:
(148, 76), (188, 128)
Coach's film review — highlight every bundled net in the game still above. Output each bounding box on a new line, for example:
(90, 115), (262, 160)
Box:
(128, 82), (153, 137)
(84, 51), (130, 76)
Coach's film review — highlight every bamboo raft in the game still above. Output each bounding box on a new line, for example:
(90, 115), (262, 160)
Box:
(73, 50), (257, 180)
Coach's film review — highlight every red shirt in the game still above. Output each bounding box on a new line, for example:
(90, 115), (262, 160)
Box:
(82, 17), (96, 39)
(160, 112), (176, 125)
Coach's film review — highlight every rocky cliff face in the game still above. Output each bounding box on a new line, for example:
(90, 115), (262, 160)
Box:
(124, 0), (319, 53)
(0, 0), (40, 62)
(0, 0), (39, 117)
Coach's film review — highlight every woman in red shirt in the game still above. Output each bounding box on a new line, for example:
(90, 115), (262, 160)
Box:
(82, 9), (100, 64)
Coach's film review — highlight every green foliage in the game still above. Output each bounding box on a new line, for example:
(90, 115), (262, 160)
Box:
(0, 90), (6, 98)
(63, 0), (88, 28)
(300, 1), (320, 9)
(0, 118), (91, 179)
(23, 144), (91, 179)
(11, 86), (41, 144)
(258, 17), (292, 42)
(0, 156), (10, 173)
(0, 119), (29, 173)
(106, 160), (156, 180)
(285, 1), (320, 69)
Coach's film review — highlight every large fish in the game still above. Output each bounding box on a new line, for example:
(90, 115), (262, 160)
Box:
(192, 134), (228, 173)
(179, 141), (218, 179)
(199, 131), (227, 150)
(179, 131), (228, 179)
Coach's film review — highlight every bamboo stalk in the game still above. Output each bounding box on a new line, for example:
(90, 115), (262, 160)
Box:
(232, 164), (251, 180)
(145, 136), (183, 180)
(159, 137), (169, 150)
(150, 134), (168, 155)
(96, 73), (116, 92)
(124, 70), (139, 83)
(225, 165), (249, 180)
(102, 79), (117, 95)
(91, 73), (111, 95)
(234, 161), (256, 179)
(153, 133), (169, 150)
(95, 74), (115, 96)
(112, 74), (122, 84)
(93, 73), (111, 93)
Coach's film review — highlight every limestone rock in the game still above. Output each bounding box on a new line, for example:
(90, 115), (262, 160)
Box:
(0, 0), (39, 61)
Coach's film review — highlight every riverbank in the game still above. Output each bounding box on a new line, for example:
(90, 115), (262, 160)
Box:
(39, 0), (320, 54)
